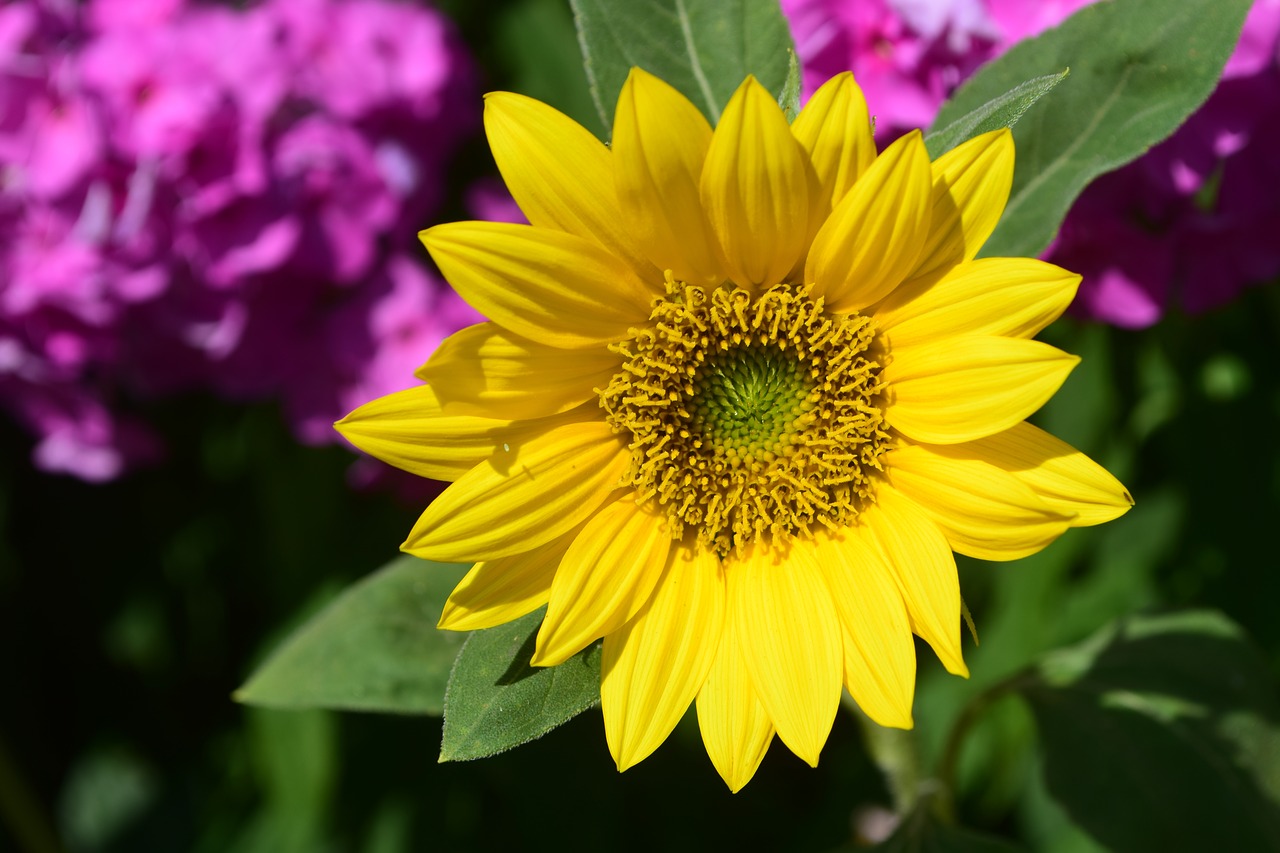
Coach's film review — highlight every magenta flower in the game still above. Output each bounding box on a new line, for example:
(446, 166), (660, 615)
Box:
(0, 0), (478, 481)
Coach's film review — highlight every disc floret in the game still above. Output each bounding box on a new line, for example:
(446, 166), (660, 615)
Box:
(601, 281), (890, 555)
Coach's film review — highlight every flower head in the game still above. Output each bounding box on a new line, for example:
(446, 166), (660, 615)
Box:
(337, 68), (1132, 790)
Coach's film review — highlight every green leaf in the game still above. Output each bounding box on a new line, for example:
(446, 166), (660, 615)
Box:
(493, 0), (603, 137)
(570, 0), (795, 137)
(779, 48), (802, 120)
(930, 0), (1252, 258)
(868, 806), (1023, 852)
(440, 607), (601, 762)
(1022, 610), (1280, 852)
(235, 556), (469, 715)
(924, 71), (1068, 159)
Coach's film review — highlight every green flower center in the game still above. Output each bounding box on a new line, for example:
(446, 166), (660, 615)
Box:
(688, 345), (814, 459)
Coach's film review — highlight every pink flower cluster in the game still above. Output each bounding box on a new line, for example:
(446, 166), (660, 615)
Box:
(783, 0), (1280, 327)
(0, 0), (479, 481)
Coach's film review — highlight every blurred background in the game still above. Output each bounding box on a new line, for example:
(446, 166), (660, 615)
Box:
(2, 0), (1278, 850)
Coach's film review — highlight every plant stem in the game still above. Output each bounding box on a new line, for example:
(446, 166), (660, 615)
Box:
(847, 695), (922, 816)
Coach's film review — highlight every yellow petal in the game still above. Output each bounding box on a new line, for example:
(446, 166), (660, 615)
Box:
(601, 543), (725, 771)
(335, 384), (583, 482)
(700, 76), (812, 288)
(926, 422), (1134, 526)
(791, 71), (876, 216)
(418, 323), (621, 421)
(437, 526), (580, 631)
(910, 129), (1015, 279)
(884, 443), (1074, 561)
(865, 488), (968, 677)
(484, 91), (659, 281)
(732, 539), (842, 767)
(533, 497), (672, 666)
(873, 258), (1081, 350)
(403, 420), (628, 562)
(812, 528), (916, 727)
(696, 608), (775, 793)
(884, 335), (1080, 445)
(421, 222), (653, 348)
(613, 68), (725, 285)
(806, 130), (933, 313)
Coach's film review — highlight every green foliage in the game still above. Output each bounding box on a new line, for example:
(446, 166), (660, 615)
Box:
(236, 556), (469, 715)
(570, 0), (795, 137)
(924, 71), (1068, 159)
(439, 608), (601, 761)
(932, 0), (1252, 258)
(871, 807), (1023, 852)
(1020, 611), (1280, 851)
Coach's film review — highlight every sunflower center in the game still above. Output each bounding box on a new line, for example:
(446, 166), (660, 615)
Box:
(600, 281), (890, 555)
(688, 344), (814, 457)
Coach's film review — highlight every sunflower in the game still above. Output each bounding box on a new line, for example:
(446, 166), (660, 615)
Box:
(336, 68), (1132, 791)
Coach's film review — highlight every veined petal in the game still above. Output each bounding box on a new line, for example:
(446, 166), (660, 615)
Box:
(865, 488), (968, 677)
(700, 76), (811, 288)
(812, 528), (916, 727)
(807, 130), (933, 313)
(437, 526), (580, 631)
(732, 539), (842, 767)
(533, 497), (672, 666)
(873, 258), (1080, 349)
(613, 68), (725, 285)
(884, 336), (1080, 445)
(926, 422), (1134, 526)
(910, 129), (1015, 279)
(484, 91), (659, 281)
(884, 443), (1074, 561)
(336, 384), (584, 482)
(791, 71), (876, 217)
(696, 608), (775, 793)
(422, 222), (653, 348)
(403, 420), (628, 562)
(418, 323), (621, 421)
(601, 542), (725, 771)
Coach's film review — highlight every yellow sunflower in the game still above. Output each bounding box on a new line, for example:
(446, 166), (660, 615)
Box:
(337, 68), (1133, 791)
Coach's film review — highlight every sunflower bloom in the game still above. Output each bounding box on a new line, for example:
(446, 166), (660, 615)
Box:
(337, 68), (1133, 791)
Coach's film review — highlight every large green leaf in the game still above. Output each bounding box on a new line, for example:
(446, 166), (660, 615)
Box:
(440, 607), (601, 761)
(570, 0), (794, 137)
(924, 71), (1068, 159)
(235, 556), (469, 715)
(930, 0), (1252, 258)
(1022, 610), (1280, 852)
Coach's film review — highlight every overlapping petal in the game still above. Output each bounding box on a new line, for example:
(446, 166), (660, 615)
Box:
(813, 528), (917, 727)
(806, 131), (933, 313)
(865, 488), (968, 676)
(403, 420), (628, 562)
(701, 76), (812, 288)
(418, 323), (621, 421)
(601, 543), (725, 771)
(484, 91), (659, 281)
(422, 222), (653, 348)
(533, 497), (672, 666)
(884, 443), (1074, 561)
(909, 129), (1015, 279)
(883, 336), (1079, 444)
(697, 608), (775, 793)
(613, 68), (726, 285)
(791, 71), (876, 219)
(437, 526), (580, 631)
(924, 422), (1134, 526)
(731, 539), (842, 766)
(873, 258), (1080, 349)
(335, 384), (586, 482)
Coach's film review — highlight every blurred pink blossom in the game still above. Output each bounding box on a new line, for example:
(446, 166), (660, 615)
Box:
(0, 0), (478, 480)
